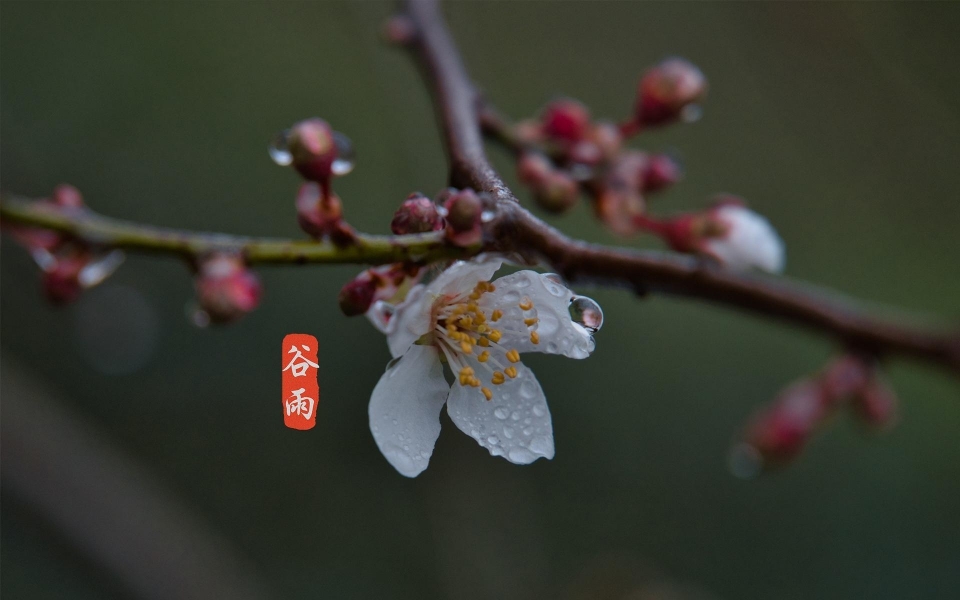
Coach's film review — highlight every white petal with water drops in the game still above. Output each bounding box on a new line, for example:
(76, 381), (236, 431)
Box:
(368, 345), (449, 477)
(446, 356), (554, 465)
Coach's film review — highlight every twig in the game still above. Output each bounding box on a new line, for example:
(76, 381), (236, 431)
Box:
(399, 0), (960, 374)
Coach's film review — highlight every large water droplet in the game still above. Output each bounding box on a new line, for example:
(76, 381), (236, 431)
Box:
(569, 296), (603, 333)
(268, 129), (293, 165)
(331, 131), (355, 175)
(508, 448), (536, 463)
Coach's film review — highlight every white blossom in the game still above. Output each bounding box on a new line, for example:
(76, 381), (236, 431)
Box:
(366, 255), (601, 477)
(705, 205), (785, 273)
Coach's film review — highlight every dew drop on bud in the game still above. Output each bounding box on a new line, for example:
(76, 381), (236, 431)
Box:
(727, 443), (763, 480)
(480, 210), (495, 223)
(331, 131), (356, 176)
(268, 129), (293, 166)
(569, 296), (603, 333)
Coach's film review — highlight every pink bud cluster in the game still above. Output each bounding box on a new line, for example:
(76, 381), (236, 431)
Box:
(274, 118), (357, 247)
(5, 185), (124, 304)
(736, 355), (899, 474)
(504, 58), (781, 273)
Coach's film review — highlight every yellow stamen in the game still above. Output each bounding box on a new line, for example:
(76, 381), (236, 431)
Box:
(505, 366), (518, 378)
(530, 331), (540, 345)
(505, 349), (520, 363)
(467, 303), (478, 312)
(488, 330), (502, 343)
(519, 298), (533, 311)
(460, 340), (473, 354)
(481, 387), (493, 401)
(478, 350), (490, 363)
(477, 337), (491, 347)
(446, 323), (458, 335)
(524, 317), (538, 327)
(469, 292), (481, 300)
(459, 366), (474, 378)
(451, 304), (468, 316)
(469, 377), (481, 388)
(492, 371), (505, 385)
(476, 324), (488, 334)
(491, 309), (503, 322)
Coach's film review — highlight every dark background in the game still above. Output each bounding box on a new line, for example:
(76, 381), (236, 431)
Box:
(2, 2), (959, 599)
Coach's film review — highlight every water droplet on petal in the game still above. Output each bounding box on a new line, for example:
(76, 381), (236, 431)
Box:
(331, 131), (355, 175)
(542, 273), (563, 285)
(508, 448), (535, 463)
(503, 426), (514, 439)
(268, 129), (293, 165)
(532, 405), (546, 418)
(493, 407), (510, 420)
(487, 435), (500, 446)
(569, 296), (603, 333)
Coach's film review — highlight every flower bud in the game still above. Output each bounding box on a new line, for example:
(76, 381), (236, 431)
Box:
(742, 380), (829, 466)
(287, 118), (337, 183)
(194, 254), (261, 324)
(635, 57), (707, 127)
(641, 153), (683, 193)
(443, 189), (483, 247)
(338, 277), (378, 317)
(540, 98), (591, 144)
(852, 378), (899, 430)
(533, 170), (579, 214)
(390, 193), (444, 235)
(42, 255), (86, 305)
(517, 152), (553, 188)
(592, 152), (647, 235)
(590, 121), (623, 161)
(295, 182), (356, 246)
(820, 354), (872, 403)
(52, 184), (85, 209)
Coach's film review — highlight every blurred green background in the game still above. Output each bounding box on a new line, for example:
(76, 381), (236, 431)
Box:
(2, 2), (959, 599)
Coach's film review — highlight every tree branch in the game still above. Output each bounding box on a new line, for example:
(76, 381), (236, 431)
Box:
(0, 193), (473, 265)
(399, 0), (960, 374)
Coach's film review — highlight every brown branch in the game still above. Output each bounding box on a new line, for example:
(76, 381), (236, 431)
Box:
(399, 0), (960, 374)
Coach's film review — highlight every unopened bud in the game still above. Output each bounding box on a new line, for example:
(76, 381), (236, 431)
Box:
(517, 152), (553, 187)
(295, 182), (356, 245)
(286, 118), (337, 183)
(195, 254), (262, 324)
(52, 184), (85, 209)
(853, 378), (899, 430)
(642, 153), (683, 193)
(541, 98), (591, 143)
(338, 276), (378, 317)
(820, 354), (872, 402)
(636, 57), (707, 127)
(590, 121), (623, 161)
(391, 193), (444, 235)
(534, 170), (579, 214)
(42, 255), (86, 305)
(742, 380), (829, 467)
(444, 189), (483, 247)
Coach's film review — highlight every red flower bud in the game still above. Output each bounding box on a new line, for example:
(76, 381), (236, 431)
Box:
(295, 182), (356, 246)
(286, 118), (337, 183)
(852, 378), (899, 430)
(635, 57), (707, 127)
(443, 189), (483, 247)
(541, 98), (591, 143)
(593, 152), (648, 235)
(642, 153), (683, 193)
(195, 254), (261, 324)
(590, 121), (623, 161)
(820, 354), (872, 403)
(42, 255), (86, 305)
(533, 170), (579, 214)
(743, 380), (830, 466)
(338, 277), (378, 316)
(391, 193), (444, 235)
(52, 184), (85, 209)
(517, 152), (553, 188)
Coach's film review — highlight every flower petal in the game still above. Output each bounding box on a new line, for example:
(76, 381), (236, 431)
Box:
(424, 254), (505, 298)
(385, 284), (432, 358)
(368, 345), (450, 477)
(707, 206), (785, 273)
(479, 271), (595, 359)
(446, 355), (555, 465)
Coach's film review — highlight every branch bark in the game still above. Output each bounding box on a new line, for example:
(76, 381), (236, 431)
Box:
(0, 1), (957, 374)
(400, 0), (960, 374)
